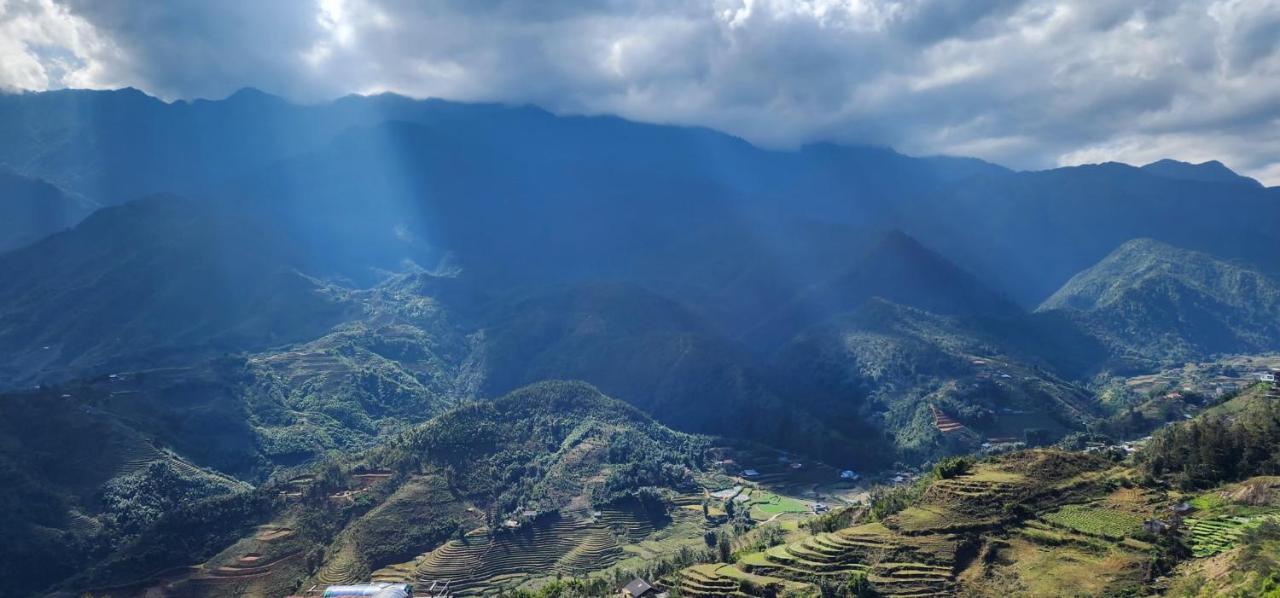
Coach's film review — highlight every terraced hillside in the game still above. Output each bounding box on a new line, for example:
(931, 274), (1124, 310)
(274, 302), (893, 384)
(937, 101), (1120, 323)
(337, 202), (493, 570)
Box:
(79, 381), (710, 598)
(676, 563), (815, 597)
(403, 514), (625, 595)
(741, 523), (959, 596)
(681, 450), (1117, 598)
(367, 503), (672, 594)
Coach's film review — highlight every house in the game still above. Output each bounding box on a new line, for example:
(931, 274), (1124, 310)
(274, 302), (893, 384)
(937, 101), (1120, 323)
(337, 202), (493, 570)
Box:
(812, 502), (830, 513)
(840, 470), (859, 480)
(741, 469), (760, 478)
(1143, 519), (1172, 535)
(1169, 502), (1194, 515)
(710, 486), (741, 499)
(621, 577), (658, 597)
(1261, 372), (1277, 383)
(790, 462), (804, 469)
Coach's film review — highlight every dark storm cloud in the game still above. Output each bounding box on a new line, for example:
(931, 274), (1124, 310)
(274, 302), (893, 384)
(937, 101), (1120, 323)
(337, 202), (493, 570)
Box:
(1, 0), (1278, 184)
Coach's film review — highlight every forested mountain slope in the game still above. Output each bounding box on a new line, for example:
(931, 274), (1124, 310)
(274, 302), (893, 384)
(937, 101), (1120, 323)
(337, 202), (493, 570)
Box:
(0, 197), (353, 385)
(1039, 238), (1280, 365)
(46, 381), (709, 597)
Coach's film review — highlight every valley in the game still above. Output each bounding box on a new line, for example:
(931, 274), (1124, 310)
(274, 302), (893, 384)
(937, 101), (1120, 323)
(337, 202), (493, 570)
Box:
(0, 88), (1278, 597)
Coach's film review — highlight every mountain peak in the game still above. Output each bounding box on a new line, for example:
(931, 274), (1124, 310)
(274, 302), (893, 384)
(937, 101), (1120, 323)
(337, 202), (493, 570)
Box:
(1038, 237), (1280, 361)
(1140, 158), (1262, 188)
(222, 86), (287, 105)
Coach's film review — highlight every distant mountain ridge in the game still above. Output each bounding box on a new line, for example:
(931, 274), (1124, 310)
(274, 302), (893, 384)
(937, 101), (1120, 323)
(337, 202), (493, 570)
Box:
(2, 87), (1277, 306)
(744, 230), (1020, 350)
(0, 167), (96, 252)
(1141, 159), (1263, 188)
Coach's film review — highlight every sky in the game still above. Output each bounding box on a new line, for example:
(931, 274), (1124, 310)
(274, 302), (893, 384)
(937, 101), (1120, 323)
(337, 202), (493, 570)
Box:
(1, 0), (1278, 185)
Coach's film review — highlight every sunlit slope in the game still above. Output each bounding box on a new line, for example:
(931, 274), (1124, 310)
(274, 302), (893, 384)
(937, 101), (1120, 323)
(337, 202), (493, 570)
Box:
(67, 381), (712, 597)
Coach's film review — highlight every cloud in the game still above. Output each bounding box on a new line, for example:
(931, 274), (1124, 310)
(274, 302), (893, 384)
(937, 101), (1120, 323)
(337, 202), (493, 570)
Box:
(0, 0), (120, 91)
(0, 0), (1278, 184)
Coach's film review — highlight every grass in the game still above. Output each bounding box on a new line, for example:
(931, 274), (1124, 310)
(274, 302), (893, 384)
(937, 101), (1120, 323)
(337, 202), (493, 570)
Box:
(965, 468), (1026, 484)
(749, 492), (809, 516)
(989, 537), (1148, 597)
(1040, 504), (1143, 540)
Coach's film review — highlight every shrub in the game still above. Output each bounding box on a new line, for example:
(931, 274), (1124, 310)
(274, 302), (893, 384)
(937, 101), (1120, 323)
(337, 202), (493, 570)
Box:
(932, 456), (973, 479)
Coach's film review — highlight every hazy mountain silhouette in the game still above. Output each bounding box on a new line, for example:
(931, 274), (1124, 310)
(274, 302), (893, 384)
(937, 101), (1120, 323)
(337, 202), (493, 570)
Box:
(0, 167), (96, 252)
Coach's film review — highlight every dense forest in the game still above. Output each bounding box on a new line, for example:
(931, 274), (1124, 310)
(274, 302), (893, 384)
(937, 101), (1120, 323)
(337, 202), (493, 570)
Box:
(1141, 384), (1280, 489)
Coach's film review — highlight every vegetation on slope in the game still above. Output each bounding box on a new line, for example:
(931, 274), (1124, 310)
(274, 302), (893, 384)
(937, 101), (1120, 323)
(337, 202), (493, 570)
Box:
(0, 197), (353, 385)
(1139, 382), (1280, 489)
(1040, 238), (1280, 365)
(774, 299), (1100, 461)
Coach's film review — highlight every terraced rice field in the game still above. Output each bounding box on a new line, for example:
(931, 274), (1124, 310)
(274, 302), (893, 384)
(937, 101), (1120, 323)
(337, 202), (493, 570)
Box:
(1184, 513), (1280, 557)
(737, 523), (958, 597)
(111, 435), (165, 477)
(1040, 505), (1143, 540)
(255, 526), (295, 542)
(594, 504), (662, 542)
(314, 545), (362, 586)
(401, 515), (627, 596)
(263, 351), (348, 387)
(931, 405), (966, 434)
(678, 564), (747, 597)
(676, 563), (803, 597)
(179, 550), (304, 597)
(921, 472), (1024, 519)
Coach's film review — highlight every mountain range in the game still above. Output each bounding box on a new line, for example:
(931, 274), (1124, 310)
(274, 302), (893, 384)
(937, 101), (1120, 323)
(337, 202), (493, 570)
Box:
(2, 87), (1280, 596)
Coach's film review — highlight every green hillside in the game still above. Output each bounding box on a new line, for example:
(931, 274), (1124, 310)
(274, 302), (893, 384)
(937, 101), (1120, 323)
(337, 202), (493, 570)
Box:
(55, 381), (714, 597)
(1039, 238), (1280, 365)
(774, 299), (1100, 461)
(475, 282), (866, 464)
(0, 197), (354, 386)
(0, 389), (247, 596)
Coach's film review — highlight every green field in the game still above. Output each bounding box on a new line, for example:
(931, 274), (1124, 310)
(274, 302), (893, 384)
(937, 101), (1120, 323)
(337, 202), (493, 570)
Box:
(748, 492), (809, 516)
(1184, 513), (1280, 557)
(1040, 504), (1143, 540)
